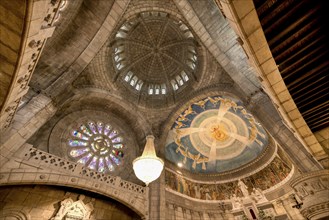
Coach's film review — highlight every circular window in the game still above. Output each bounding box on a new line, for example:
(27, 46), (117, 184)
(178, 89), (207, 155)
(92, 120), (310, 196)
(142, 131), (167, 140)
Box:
(68, 121), (125, 173)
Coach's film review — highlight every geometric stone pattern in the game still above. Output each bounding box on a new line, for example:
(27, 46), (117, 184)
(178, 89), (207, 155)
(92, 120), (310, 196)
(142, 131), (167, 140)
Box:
(0, 94), (57, 168)
(0, 145), (148, 218)
(0, 185), (142, 220)
(35, 0), (129, 100)
(0, 0), (57, 131)
(175, 0), (261, 96)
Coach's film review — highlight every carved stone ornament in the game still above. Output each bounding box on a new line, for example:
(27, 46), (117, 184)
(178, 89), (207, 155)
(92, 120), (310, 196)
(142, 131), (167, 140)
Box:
(51, 195), (94, 220)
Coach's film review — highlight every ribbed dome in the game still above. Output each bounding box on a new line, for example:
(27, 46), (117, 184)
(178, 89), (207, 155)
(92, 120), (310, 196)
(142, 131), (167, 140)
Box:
(112, 11), (199, 96)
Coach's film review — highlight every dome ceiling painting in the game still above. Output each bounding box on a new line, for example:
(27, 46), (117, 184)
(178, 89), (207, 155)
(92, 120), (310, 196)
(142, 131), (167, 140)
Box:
(112, 11), (199, 96)
(165, 95), (269, 174)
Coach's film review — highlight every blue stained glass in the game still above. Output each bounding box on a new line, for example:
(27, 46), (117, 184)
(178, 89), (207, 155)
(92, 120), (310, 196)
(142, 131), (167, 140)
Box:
(80, 124), (93, 136)
(97, 122), (103, 134)
(110, 153), (121, 165)
(78, 153), (92, 164)
(88, 156), (98, 170)
(72, 130), (89, 140)
(109, 130), (118, 139)
(112, 136), (122, 143)
(105, 157), (115, 172)
(98, 157), (105, 172)
(113, 143), (124, 149)
(103, 124), (112, 135)
(70, 148), (89, 157)
(68, 140), (88, 147)
(88, 122), (97, 134)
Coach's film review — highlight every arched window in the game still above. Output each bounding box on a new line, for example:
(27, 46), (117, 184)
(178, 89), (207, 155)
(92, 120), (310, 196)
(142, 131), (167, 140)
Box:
(161, 84), (166, 94)
(176, 75), (184, 86)
(130, 76), (138, 86)
(135, 80), (143, 91)
(155, 85), (160, 95)
(148, 85), (154, 95)
(171, 80), (178, 91)
(181, 71), (189, 82)
(124, 71), (133, 82)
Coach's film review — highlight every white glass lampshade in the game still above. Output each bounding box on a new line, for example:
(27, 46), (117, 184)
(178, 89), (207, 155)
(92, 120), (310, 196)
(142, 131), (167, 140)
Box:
(133, 135), (164, 186)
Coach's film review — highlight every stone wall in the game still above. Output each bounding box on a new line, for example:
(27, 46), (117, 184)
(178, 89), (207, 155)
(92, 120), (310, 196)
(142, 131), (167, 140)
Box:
(0, 185), (141, 220)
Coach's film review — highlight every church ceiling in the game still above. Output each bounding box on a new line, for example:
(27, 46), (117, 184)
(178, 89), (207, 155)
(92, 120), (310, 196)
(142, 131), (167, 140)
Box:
(1, 0), (323, 204)
(165, 95), (268, 174)
(254, 0), (329, 132)
(111, 11), (199, 96)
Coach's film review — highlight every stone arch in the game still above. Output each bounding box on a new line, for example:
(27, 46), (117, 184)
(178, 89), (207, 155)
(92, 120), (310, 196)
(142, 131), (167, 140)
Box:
(47, 89), (152, 150)
(0, 209), (30, 220)
(0, 170), (148, 219)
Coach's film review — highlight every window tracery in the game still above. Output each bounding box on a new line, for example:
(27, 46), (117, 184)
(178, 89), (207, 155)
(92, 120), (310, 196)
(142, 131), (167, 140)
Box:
(68, 121), (124, 173)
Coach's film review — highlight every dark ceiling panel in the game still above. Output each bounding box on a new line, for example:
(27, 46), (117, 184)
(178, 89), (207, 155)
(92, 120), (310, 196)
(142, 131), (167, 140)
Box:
(253, 0), (329, 132)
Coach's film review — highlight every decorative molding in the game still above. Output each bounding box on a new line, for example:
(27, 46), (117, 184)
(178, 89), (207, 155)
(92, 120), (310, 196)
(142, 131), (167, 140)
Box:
(0, 0), (58, 131)
(0, 145), (148, 218)
(51, 195), (94, 220)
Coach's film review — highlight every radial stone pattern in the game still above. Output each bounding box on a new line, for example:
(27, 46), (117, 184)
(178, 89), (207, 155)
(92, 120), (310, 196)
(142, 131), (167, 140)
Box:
(68, 121), (125, 173)
(165, 95), (269, 174)
(112, 12), (198, 95)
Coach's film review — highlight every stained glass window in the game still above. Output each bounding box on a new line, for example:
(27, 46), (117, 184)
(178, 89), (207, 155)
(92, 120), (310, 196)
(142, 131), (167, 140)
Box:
(68, 121), (125, 173)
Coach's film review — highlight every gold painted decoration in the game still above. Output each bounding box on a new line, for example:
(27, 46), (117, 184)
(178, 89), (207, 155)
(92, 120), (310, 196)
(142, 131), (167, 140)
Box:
(165, 95), (268, 173)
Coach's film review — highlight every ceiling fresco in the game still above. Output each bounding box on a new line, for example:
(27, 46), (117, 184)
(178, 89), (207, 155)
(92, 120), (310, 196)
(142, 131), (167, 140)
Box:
(165, 95), (268, 173)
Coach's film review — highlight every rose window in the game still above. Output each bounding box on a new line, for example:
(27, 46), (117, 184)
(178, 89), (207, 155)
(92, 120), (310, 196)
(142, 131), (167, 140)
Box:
(68, 121), (124, 173)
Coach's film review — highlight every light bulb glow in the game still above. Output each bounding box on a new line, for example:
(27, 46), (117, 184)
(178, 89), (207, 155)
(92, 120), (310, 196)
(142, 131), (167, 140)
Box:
(132, 135), (164, 186)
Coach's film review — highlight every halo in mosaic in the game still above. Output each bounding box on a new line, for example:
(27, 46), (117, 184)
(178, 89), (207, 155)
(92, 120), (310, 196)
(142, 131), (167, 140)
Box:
(68, 121), (124, 173)
(165, 95), (268, 173)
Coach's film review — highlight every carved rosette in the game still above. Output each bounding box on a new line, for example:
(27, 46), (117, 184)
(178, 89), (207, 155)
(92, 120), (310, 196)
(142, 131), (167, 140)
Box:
(290, 170), (329, 220)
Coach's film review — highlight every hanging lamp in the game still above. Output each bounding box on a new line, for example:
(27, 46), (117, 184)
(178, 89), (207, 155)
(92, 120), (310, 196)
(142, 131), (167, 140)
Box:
(133, 135), (164, 186)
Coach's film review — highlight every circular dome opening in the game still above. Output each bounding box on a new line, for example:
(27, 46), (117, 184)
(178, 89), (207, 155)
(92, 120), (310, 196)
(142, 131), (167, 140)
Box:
(112, 11), (200, 97)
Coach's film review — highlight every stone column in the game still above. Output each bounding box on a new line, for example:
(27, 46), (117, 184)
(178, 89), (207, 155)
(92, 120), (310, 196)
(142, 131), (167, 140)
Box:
(148, 170), (166, 220)
(290, 170), (329, 219)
